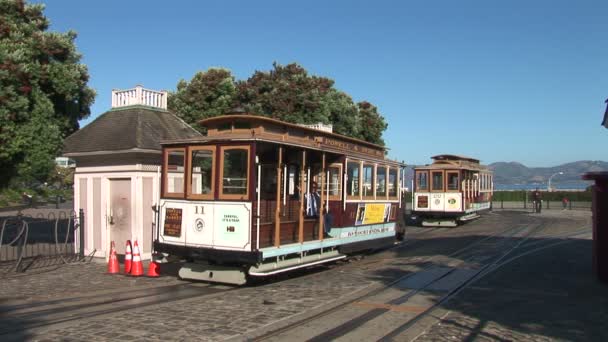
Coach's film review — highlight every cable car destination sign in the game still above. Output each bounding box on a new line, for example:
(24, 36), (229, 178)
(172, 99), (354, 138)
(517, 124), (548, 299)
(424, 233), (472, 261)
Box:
(163, 208), (182, 237)
(319, 137), (384, 158)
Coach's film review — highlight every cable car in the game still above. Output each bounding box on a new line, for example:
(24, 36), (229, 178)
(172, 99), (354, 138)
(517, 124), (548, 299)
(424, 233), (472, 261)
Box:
(412, 155), (493, 227)
(154, 114), (406, 285)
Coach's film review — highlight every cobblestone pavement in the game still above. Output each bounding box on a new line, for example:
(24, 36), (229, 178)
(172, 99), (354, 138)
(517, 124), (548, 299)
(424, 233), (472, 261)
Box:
(5, 262), (386, 341)
(1, 262), (185, 303)
(1, 210), (602, 341)
(414, 210), (604, 342)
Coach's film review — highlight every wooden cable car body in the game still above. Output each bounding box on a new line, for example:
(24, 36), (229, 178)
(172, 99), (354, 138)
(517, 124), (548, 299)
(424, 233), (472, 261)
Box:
(154, 115), (406, 285)
(412, 155), (493, 227)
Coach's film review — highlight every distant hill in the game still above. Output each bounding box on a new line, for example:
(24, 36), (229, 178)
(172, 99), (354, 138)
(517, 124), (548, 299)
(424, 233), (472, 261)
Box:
(488, 160), (608, 186)
(402, 160), (608, 189)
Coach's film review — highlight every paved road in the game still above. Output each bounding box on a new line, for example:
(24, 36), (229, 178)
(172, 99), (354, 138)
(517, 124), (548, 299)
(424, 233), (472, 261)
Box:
(0, 210), (603, 341)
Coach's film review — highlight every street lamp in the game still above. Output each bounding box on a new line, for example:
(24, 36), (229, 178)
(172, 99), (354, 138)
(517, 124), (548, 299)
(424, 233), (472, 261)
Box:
(547, 171), (564, 192)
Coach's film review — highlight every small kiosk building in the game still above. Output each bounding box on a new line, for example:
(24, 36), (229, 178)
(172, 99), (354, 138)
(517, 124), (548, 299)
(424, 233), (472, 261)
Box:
(63, 86), (201, 260)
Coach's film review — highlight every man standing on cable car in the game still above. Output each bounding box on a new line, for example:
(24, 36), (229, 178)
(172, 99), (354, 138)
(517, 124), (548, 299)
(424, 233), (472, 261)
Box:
(306, 182), (331, 238)
(306, 182), (321, 217)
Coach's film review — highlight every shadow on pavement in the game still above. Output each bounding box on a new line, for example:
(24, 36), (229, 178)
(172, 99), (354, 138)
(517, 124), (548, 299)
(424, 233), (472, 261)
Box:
(366, 232), (607, 341)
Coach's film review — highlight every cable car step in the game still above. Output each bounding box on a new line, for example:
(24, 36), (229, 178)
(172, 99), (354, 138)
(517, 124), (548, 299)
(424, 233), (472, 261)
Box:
(422, 219), (458, 228)
(178, 263), (247, 285)
(459, 213), (481, 221)
(248, 250), (346, 277)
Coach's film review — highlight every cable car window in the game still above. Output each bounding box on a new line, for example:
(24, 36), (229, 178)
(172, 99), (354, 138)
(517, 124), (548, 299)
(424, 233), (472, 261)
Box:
(288, 165), (298, 196)
(388, 168), (398, 197)
(220, 146), (250, 199)
(362, 163), (374, 198)
(234, 121), (251, 130)
(347, 161), (360, 198)
(260, 164), (277, 200)
(328, 165), (342, 200)
(447, 172), (459, 191)
(376, 166), (387, 198)
(431, 171), (444, 191)
(416, 171), (428, 191)
(189, 147), (215, 198)
(218, 122), (231, 131)
(163, 148), (185, 197)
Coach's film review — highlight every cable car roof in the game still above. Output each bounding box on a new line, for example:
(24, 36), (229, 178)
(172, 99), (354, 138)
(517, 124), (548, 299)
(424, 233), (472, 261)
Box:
(431, 154), (480, 163)
(199, 114), (386, 149)
(415, 154), (490, 171)
(161, 114), (405, 166)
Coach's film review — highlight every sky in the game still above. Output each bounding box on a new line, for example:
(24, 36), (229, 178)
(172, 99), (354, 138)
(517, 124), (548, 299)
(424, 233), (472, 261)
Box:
(39, 0), (607, 167)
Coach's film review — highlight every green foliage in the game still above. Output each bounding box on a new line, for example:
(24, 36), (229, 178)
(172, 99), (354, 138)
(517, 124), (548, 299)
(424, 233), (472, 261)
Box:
(0, 0), (95, 188)
(236, 62), (334, 124)
(168, 68), (236, 131)
(0, 182), (73, 207)
(323, 89), (360, 139)
(170, 62), (388, 145)
(357, 101), (387, 146)
(0, 187), (22, 206)
(48, 165), (74, 189)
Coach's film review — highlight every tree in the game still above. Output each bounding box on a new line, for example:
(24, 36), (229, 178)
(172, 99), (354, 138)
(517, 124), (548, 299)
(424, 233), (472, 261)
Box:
(324, 89), (360, 139)
(48, 164), (74, 190)
(357, 101), (387, 146)
(235, 62), (334, 124)
(172, 62), (388, 145)
(167, 68), (237, 130)
(235, 63), (387, 144)
(0, 0), (95, 187)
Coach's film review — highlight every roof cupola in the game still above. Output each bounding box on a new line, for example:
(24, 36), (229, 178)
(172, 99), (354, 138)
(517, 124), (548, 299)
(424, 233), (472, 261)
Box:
(111, 85), (168, 110)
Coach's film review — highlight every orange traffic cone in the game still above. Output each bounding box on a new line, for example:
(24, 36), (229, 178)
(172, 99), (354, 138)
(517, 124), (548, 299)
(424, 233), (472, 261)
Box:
(130, 240), (144, 276)
(124, 240), (132, 274)
(147, 260), (160, 277)
(107, 241), (120, 274)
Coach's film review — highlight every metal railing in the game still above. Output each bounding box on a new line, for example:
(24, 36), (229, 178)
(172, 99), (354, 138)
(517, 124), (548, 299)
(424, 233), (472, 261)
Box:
(491, 200), (591, 211)
(0, 209), (86, 273)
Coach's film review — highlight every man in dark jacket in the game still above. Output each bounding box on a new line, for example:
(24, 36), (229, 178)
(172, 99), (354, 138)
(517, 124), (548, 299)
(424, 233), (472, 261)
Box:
(532, 188), (542, 213)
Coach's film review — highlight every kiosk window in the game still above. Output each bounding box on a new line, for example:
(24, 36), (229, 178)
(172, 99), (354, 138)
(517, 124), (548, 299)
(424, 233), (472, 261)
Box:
(347, 161), (360, 198)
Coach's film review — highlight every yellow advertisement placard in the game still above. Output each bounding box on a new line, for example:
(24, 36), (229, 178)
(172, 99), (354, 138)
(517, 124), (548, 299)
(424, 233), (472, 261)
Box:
(362, 203), (387, 225)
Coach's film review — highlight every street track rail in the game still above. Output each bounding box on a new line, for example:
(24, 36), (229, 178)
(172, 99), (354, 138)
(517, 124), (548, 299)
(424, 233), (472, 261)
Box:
(252, 219), (591, 341)
(0, 282), (234, 337)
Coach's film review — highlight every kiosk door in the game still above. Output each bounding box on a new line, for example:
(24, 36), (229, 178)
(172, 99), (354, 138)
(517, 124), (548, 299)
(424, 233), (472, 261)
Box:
(109, 179), (132, 255)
